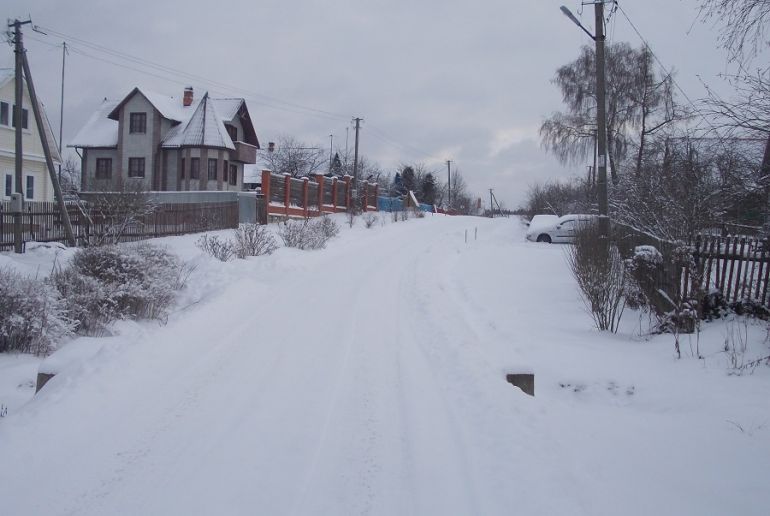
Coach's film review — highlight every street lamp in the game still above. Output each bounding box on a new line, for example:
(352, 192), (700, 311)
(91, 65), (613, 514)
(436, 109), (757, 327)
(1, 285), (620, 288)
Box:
(560, 3), (609, 241)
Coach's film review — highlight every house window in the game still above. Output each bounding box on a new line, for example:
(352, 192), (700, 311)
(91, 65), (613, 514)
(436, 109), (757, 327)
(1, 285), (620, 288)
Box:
(95, 158), (112, 179)
(190, 158), (200, 179)
(129, 112), (147, 134)
(128, 157), (145, 178)
(5, 174), (11, 197)
(11, 105), (29, 129)
(225, 124), (238, 142)
(25, 176), (34, 200)
(229, 163), (237, 185)
(208, 158), (217, 180)
(0, 102), (8, 126)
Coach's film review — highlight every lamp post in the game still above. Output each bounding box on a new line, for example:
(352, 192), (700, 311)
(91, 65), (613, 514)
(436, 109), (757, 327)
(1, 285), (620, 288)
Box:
(560, 2), (609, 241)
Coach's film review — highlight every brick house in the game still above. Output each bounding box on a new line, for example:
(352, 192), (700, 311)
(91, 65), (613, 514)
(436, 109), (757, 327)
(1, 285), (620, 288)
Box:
(0, 69), (61, 202)
(70, 87), (259, 191)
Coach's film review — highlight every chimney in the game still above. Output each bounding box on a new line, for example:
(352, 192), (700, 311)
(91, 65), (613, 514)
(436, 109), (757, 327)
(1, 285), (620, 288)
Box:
(183, 86), (194, 107)
(267, 141), (275, 152)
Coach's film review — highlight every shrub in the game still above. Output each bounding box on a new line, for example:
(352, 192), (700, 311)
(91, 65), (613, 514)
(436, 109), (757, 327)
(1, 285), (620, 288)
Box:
(196, 234), (234, 262)
(278, 218), (337, 250)
(233, 224), (278, 259)
(363, 213), (378, 228)
(566, 223), (626, 333)
(316, 216), (340, 240)
(0, 267), (74, 354)
(51, 244), (187, 335)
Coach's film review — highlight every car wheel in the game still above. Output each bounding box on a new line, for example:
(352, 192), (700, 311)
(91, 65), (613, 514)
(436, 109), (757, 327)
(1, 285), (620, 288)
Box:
(536, 234), (551, 243)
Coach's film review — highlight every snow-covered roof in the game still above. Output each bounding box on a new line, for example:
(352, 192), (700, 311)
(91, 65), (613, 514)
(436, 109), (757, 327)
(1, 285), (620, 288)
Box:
(211, 98), (243, 122)
(69, 99), (120, 148)
(107, 87), (189, 122)
(161, 93), (235, 150)
(71, 87), (259, 151)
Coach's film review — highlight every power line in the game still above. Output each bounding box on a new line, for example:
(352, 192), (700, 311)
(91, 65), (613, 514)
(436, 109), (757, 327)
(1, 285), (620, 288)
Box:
(30, 25), (351, 122)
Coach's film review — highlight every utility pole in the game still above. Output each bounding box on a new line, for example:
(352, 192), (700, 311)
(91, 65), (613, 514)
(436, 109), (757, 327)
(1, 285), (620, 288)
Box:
(22, 48), (76, 246)
(446, 160), (452, 209)
(328, 133), (333, 172)
(489, 188), (494, 217)
(594, 0), (609, 240)
(560, 2), (609, 240)
(352, 117), (362, 190)
(58, 41), (67, 185)
(11, 19), (31, 254)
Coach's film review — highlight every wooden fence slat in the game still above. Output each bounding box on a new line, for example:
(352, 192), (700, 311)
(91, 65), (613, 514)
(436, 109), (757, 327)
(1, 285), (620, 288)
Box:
(734, 239), (746, 302)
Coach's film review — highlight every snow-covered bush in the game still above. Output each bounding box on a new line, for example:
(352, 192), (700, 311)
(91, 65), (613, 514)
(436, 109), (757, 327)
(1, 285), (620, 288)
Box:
(196, 234), (234, 262)
(566, 224), (626, 333)
(50, 244), (186, 335)
(363, 213), (378, 228)
(0, 267), (74, 354)
(316, 216), (340, 240)
(278, 218), (336, 250)
(233, 224), (278, 259)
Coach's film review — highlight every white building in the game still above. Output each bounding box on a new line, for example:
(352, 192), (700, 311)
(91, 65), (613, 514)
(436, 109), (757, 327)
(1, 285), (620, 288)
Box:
(0, 69), (61, 202)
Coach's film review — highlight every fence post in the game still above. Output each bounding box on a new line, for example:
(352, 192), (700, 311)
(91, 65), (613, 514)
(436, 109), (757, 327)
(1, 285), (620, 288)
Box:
(256, 193), (267, 225)
(302, 177), (309, 219)
(261, 170), (271, 221)
(363, 183), (369, 213)
(331, 177), (338, 212)
(315, 174), (325, 214)
(344, 176), (352, 211)
(284, 174), (291, 218)
(374, 184), (378, 211)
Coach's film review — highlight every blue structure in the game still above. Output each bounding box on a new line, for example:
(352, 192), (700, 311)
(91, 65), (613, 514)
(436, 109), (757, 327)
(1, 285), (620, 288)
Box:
(377, 196), (434, 213)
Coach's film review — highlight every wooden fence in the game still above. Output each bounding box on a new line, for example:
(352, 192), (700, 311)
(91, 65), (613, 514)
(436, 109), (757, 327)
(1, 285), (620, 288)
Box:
(1, 199), (238, 250)
(613, 223), (770, 311)
(259, 171), (378, 221)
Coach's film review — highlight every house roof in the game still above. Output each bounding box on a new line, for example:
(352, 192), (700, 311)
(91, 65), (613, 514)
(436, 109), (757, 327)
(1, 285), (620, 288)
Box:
(69, 99), (120, 148)
(71, 87), (259, 151)
(161, 93), (235, 150)
(107, 87), (188, 122)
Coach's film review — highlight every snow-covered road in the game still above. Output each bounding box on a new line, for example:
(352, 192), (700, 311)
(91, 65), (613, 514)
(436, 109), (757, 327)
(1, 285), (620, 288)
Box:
(1, 215), (769, 515)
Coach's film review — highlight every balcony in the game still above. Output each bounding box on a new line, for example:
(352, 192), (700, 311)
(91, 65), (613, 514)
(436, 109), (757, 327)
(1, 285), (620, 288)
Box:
(232, 141), (257, 163)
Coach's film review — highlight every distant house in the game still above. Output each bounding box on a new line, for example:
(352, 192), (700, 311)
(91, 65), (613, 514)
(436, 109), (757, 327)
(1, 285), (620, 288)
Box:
(0, 69), (61, 202)
(70, 87), (259, 192)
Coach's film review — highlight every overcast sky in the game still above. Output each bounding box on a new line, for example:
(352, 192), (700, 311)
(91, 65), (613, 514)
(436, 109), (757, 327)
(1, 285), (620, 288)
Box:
(2, 0), (738, 208)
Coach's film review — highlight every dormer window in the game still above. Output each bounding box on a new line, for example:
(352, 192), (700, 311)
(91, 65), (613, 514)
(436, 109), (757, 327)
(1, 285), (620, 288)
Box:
(129, 112), (147, 134)
(225, 124), (238, 142)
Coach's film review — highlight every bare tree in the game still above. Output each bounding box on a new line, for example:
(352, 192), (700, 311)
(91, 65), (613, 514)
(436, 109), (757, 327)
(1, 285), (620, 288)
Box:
(699, 0), (770, 64)
(60, 156), (81, 194)
(83, 180), (157, 246)
(261, 136), (326, 178)
(541, 43), (679, 184)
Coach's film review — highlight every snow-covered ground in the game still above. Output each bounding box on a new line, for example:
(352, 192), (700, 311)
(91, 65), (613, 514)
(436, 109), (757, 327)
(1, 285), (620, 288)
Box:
(1, 214), (769, 515)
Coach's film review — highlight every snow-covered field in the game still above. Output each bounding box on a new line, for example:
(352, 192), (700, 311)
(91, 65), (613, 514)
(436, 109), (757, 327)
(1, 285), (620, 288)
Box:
(1, 214), (769, 515)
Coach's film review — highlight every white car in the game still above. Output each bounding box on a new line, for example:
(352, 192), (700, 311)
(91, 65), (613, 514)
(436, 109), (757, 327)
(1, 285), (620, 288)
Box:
(526, 214), (596, 243)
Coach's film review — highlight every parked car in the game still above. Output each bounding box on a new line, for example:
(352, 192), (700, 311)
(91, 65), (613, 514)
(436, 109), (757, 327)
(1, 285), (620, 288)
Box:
(525, 214), (559, 241)
(526, 214), (596, 243)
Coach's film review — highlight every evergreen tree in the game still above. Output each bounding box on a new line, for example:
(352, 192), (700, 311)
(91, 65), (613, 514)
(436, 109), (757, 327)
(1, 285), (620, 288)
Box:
(401, 166), (416, 193)
(419, 173), (437, 204)
(330, 152), (343, 176)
